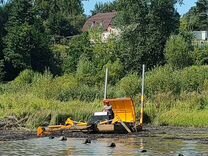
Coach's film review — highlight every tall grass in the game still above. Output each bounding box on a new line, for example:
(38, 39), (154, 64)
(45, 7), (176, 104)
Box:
(157, 109), (208, 127)
(1, 65), (208, 128)
(0, 93), (102, 129)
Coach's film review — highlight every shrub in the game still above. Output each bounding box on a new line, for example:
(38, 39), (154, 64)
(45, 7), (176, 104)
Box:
(194, 45), (208, 65)
(115, 73), (140, 97)
(11, 69), (35, 86)
(145, 66), (181, 96)
(180, 66), (208, 92)
(165, 34), (193, 69)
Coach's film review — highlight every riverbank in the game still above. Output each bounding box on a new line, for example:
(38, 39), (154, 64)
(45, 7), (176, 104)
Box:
(1, 125), (208, 143)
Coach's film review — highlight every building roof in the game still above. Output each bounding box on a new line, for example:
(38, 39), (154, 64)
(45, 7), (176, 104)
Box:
(82, 12), (117, 32)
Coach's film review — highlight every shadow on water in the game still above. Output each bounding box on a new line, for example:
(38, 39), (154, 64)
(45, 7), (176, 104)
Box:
(0, 136), (208, 156)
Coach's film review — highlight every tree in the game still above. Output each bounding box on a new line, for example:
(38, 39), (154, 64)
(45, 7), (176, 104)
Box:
(3, 0), (35, 80)
(180, 0), (208, 31)
(91, 1), (118, 15)
(0, 5), (9, 80)
(165, 34), (194, 69)
(116, 0), (180, 73)
(64, 32), (93, 73)
(34, 0), (85, 36)
(196, 0), (208, 30)
(3, 0), (58, 80)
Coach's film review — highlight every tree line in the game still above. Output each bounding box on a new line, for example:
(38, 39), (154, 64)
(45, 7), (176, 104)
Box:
(0, 0), (85, 81)
(0, 0), (207, 84)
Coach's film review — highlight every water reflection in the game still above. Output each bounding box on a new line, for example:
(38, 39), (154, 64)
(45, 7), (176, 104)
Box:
(0, 137), (207, 156)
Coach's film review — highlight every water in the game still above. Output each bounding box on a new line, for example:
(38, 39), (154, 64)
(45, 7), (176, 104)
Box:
(0, 137), (208, 156)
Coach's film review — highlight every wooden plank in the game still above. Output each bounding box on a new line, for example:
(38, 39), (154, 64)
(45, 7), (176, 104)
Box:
(97, 124), (114, 132)
(119, 121), (132, 133)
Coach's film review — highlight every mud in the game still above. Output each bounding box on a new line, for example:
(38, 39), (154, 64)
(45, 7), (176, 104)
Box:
(1, 125), (208, 142)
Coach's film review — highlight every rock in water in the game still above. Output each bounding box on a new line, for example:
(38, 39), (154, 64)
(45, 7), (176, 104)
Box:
(140, 150), (147, 153)
(178, 154), (184, 156)
(49, 136), (55, 139)
(108, 143), (116, 148)
(83, 139), (91, 144)
(59, 136), (67, 141)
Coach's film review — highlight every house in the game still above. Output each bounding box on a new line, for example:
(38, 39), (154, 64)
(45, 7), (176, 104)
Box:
(193, 31), (208, 41)
(192, 31), (208, 46)
(82, 12), (120, 42)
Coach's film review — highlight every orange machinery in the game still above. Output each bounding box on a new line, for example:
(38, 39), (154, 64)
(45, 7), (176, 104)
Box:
(37, 98), (143, 137)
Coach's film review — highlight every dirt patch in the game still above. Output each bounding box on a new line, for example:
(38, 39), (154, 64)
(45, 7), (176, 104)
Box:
(0, 130), (36, 141)
(1, 125), (208, 141)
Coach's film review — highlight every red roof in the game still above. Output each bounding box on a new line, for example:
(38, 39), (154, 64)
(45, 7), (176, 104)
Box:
(82, 12), (117, 32)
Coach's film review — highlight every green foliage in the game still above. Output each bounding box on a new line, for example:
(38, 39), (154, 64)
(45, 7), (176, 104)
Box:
(2, 0), (61, 80)
(115, 73), (140, 97)
(0, 93), (102, 128)
(2, 64), (208, 128)
(180, 66), (208, 92)
(105, 59), (124, 84)
(2, 0), (208, 128)
(180, 0), (208, 31)
(91, 1), (119, 15)
(0, 5), (9, 80)
(116, 0), (180, 73)
(64, 33), (93, 73)
(35, 0), (85, 36)
(4, 24), (33, 80)
(194, 45), (208, 65)
(157, 109), (208, 127)
(165, 34), (193, 69)
(146, 66), (181, 96)
(11, 69), (35, 86)
(76, 56), (96, 86)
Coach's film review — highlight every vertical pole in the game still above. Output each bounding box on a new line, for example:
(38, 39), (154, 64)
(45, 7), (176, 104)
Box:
(104, 68), (108, 100)
(140, 65), (145, 127)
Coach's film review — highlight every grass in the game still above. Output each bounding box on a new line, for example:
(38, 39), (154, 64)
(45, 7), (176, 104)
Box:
(0, 93), (102, 129)
(157, 109), (208, 127)
(2, 65), (208, 129)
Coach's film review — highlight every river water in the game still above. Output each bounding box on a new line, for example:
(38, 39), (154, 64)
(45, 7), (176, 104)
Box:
(0, 137), (208, 156)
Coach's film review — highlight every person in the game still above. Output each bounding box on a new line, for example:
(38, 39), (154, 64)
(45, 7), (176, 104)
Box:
(103, 101), (114, 120)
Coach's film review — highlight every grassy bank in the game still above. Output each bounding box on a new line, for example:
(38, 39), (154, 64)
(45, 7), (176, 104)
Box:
(0, 93), (102, 129)
(1, 65), (208, 129)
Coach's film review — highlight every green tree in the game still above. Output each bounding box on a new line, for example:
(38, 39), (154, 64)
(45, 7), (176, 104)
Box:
(180, 0), (208, 31)
(3, 0), (58, 80)
(91, 1), (118, 15)
(0, 5), (9, 80)
(194, 45), (208, 65)
(116, 0), (180, 73)
(64, 33), (93, 73)
(196, 0), (208, 30)
(3, 0), (34, 80)
(165, 34), (194, 69)
(34, 0), (85, 36)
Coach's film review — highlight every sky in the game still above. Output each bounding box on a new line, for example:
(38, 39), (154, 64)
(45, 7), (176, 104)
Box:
(83, 0), (198, 16)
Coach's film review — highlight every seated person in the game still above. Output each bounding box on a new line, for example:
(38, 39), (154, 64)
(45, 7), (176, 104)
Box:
(103, 101), (114, 120)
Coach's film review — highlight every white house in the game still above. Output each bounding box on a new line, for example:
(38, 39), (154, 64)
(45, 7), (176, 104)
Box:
(193, 31), (208, 40)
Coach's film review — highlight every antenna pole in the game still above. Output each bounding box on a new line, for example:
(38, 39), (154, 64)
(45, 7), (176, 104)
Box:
(140, 65), (145, 127)
(104, 68), (108, 100)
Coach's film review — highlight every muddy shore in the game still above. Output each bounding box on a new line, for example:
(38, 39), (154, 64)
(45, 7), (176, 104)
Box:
(1, 125), (208, 142)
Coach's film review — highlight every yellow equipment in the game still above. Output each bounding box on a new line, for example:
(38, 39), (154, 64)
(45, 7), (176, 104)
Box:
(37, 98), (143, 137)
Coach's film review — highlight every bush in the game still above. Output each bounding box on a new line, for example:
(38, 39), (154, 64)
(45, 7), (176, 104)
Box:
(193, 45), (208, 65)
(180, 66), (208, 92)
(115, 73), (140, 97)
(146, 66), (181, 96)
(165, 34), (193, 69)
(58, 85), (103, 102)
(11, 69), (35, 86)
